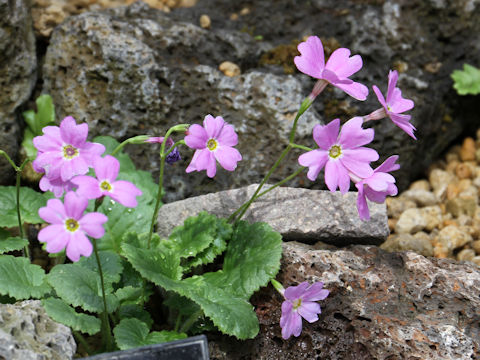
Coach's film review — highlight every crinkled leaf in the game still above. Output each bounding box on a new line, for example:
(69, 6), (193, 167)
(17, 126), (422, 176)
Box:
(122, 242), (259, 339)
(42, 297), (101, 335)
(203, 221), (282, 299)
(77, 251), (123, 286)
(115, 286), (152, 306)
(47, 263), (119, 313)
(451, 64), (480, 95)
(183, 232), (227, 270)
(117, 304), (153, 328)
(93, 136), (136, 172)
(123, 233), (181, 280)
(0, 255), (51, 299)
(22, 94), (55, 136)
(0, 235), (29, 254)
(113, 318), (187, 350)
(0, 186), (51, 227)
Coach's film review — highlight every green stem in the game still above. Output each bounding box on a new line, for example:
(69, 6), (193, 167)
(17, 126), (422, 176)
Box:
(73, 330), (92, 355)
(0, 150), (18, 170)
(92, 238), (114, 351)
(110, 139), (131, 157)
(15, 168), (29, 258)
(179, 309), (203, 334)
(228, 144), (292, 223)
(174, 313), (182, 332)
(147, 126), (188, 249)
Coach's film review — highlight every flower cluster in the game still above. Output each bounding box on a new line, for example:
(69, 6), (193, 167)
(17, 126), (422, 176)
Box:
(294, 35), (415, 220)
(34, 117), (142, 262)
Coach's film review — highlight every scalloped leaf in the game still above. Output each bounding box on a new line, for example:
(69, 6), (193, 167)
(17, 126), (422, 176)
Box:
(0, 236), (29, 254)
(46, 263), (119, 313)
(0, 186), (51, 227)
(117, 304), (153, 328)
(202, 221), (282, 299)
(113, 318), (187, 350)
(451, 64), (480, 95)
(0, 255), (51, 299)
(77, 251), (123, 286)
(122, 241), (259, 339)
(42, 298), (101, 335)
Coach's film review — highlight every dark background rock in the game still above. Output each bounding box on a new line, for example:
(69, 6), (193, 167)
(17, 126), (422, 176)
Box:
(40, 1), (480, 201)
(208, 242), (480, 360)
(0, 0), (37, 185)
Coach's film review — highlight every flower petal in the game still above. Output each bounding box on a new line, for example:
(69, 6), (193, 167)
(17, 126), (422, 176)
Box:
(60, 116), (88, 147)
(374, 155), (400, 174)
(79, 212), (108, 239)
(341, 150), (376, 178)
(217, 123), (238, 147)
(298, 301), (321, 323)
(313, 119), (340, 150)
(39, 199), (66, 224)
(204, 115), (225, 139)
(338, 117), (374, 148)
(215, 146), (242, 172)
(284, 282), (310, 300)
(298, 150), (328, 181)
(372, 85), (387, 109)
(109, 180), (143, 208)
(64, 191), (88, 219)
(389, 87), (414, 113)
(185, 124), (208, 149)
(66, 231), (92, 262)
(389, 113), (417, 139)
(325, 48), (363, 79)
(356, 183), (370, 220)
(95, 155), (119, 182)
(294, 36), (325, 79)
(386, 70), (398, 104)
(71, 175), (102, 200)
(301, 282), (329, 301)
(38, 224), (67, 247)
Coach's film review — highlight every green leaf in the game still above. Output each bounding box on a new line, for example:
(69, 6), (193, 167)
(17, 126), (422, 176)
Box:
(21, 128), (37, 159)
(451, 64), (480, 95)
(93, 136), (136, 172)
(0, 255), (51, 299)
(77, 251), (123, 286)
(203, 221), (282, 299)
(47, 263), (119, 313)
(117, 304), (153, 328)
(115, 286), (152, 306)
(42, 298), (101, 335)
(122, 242), (259, 339)
(122, 233), (182, 280)
(22, 94), (55, 136)
(0, 186), (51, 227)
(0, 235), (29, 254)
(113, 318), (187, 350)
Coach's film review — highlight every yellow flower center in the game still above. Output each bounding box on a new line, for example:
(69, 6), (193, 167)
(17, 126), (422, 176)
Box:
(65, 218), (79, 232)
(329, 145), (342, 159)
(293, 298), (302, 310)
(100, 180), (112, 192)
(63, 145), (79, 159)
(207, 138), (218, 151)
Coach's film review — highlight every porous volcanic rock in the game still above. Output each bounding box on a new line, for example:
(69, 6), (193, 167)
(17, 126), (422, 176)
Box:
(0, 0), (37, 185)
(208, 242), (480, 360)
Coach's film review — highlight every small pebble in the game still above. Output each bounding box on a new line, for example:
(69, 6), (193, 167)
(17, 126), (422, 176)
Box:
(446, 196), (477, 217)
(408, 179), (430, 191)
(456, 163), (472, 179)
(471, 240), (480, 254)
(457, 248), (476, 262)
(395, 208), (427, 234)
(460, 137), (476, 161)
(401, 189), (438, 207)
(219, 61), (241, 77)
(470, 256), (480, 266)
(199, 14), (211, 29)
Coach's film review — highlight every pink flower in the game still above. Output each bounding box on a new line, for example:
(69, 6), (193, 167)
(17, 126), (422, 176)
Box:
(38, 191), (108, 262)
(280, 282), (329, 340)
(71, 155), (143, 208)
(39, 176), (75, 198)
(355, 155), (400, 220)
(185, 115), (242, 178)
(33, 116), (105, 182)
(371, 70), (416, 139)
(298, 117), (378, 193)
(294, 36), (368, 101)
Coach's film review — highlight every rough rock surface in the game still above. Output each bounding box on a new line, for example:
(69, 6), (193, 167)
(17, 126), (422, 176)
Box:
(0, 300), (76, 360)
(157, 185), (389, 246)
(209, 242), (480, 360)
(40, 0), (480, 201)
(0, 0), (37, 185)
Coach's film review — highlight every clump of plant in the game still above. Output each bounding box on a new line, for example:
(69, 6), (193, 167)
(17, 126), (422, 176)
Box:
(451, 63), (480, 95)
(0, 35), (416, 355)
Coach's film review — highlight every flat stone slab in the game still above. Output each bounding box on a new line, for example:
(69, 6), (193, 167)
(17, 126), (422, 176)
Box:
(157, 185), (389, 246)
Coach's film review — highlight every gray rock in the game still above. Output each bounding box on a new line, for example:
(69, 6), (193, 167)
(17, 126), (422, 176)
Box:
(0, 300), (76, 360)
(209, 243), (480, 360)
(0, 0), (37, 184)
(157, 184), (389, 246)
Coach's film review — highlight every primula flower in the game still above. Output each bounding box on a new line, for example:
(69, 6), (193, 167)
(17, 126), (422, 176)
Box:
(185, 115), (242, 178)
(39, 176), (75, 198)
(146, 136), (181, 165)
(71, 155), (143, 208)
(370, 70), (416, 139)
(298, 117), (378, 193)
(294, 36), (368, 101)
(280, 282), (329, 340)
(33, 116), (105, 181)
(355, 155), (400, 220)
(38, 191), (108, 262)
